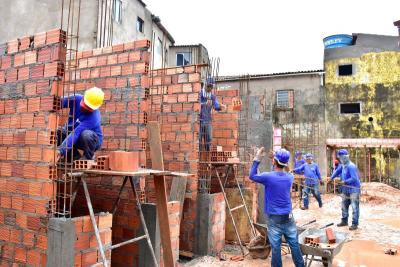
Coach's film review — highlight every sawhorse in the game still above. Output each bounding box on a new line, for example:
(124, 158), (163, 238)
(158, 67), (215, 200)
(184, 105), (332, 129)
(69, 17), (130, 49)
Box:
(70, 169), (189, 267)
(203, 162), (256, 256)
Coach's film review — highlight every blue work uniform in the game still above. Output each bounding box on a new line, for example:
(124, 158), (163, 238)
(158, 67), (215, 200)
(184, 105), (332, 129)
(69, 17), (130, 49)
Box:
(249, 161), (304, 267)
(199, 87), (221, 151)
(58, 94), (103, 160)
(331, 161), (361, 226)
(293, 159), (305, 174)
(294, 162), (323, 208)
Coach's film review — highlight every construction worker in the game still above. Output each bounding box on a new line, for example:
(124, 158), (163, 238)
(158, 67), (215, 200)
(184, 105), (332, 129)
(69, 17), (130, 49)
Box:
(57, 87), (104, 161)
(293, 151), (305, 192)
(249, 147), (304, 267)
(199, 77), (226, 151)
(293, 153), (323, 210)
(330, 149), (361, 231)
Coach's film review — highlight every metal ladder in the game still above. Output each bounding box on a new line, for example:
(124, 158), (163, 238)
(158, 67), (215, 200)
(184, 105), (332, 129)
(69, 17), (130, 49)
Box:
(212, 163), (257, 256)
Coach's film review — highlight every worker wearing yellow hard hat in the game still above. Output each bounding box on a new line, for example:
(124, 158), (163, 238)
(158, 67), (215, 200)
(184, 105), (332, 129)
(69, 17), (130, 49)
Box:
(57, 87), (104, 161)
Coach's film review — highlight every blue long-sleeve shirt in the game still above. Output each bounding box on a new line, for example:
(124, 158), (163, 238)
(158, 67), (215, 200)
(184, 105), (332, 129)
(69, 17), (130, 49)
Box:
(294, 159), (306, 174)
(293, 162), (321, 186)
(58, 94), (103, 156)
(199, 87), (221, 123)
(330, 162), (361, 194)
(249, 161), (293, 215)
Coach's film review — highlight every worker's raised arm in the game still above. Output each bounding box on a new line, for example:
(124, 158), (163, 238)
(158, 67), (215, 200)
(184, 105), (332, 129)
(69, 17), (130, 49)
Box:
(212, 95), (221, 111)
(293, 163), (305, 174)
(249, 160), (268, 184)
(330, 164), (342, 180)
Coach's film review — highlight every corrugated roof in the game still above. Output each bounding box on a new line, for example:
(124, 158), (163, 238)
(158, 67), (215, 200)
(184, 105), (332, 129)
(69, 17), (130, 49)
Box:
(171, 44), (203, 48)
(217, 70), (324, 82)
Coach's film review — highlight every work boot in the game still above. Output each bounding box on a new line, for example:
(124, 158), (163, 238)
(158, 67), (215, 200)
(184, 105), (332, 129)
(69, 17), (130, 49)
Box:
(337, 222), (348, 227)
(349, 225), (358, 231)
(300, 206), (308, 210)
(319, 202), (323, 208)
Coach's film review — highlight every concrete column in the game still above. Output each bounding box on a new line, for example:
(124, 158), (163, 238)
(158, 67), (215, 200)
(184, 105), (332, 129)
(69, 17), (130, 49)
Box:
(46, 218), (76, 267)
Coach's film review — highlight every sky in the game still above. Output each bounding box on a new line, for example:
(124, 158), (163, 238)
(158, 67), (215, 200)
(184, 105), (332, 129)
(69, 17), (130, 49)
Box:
(146, 0), (400, 76)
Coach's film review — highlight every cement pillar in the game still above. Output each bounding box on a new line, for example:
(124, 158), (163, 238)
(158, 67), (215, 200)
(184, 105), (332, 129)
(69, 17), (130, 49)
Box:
(46, 218), (76, 267)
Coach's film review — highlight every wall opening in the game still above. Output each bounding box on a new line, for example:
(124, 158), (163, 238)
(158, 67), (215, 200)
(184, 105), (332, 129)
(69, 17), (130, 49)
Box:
(340, 102), (361, 114)
(338, 64), (353, 76)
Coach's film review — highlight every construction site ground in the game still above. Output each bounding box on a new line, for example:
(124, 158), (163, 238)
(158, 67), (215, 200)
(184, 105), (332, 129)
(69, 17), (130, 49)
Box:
(183, 182), (400, 266)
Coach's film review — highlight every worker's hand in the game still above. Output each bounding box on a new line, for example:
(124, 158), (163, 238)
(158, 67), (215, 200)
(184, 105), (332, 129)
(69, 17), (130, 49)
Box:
(334, 178), (344, 185)
(254, 147), (266, 162)
(220, 104), (227, 112)
(268, 150), (274, 160)
(320, 180), (324, 186)
(56, 150), (62, 162)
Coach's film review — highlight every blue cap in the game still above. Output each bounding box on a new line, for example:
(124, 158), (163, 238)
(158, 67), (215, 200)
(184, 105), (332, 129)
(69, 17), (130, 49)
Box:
(305, 153), (313, 159)
(295, 151), (302, 157)
(206, 77), (215, 86)
(337, 149), (349, 156)
(274, 149), (290, 166)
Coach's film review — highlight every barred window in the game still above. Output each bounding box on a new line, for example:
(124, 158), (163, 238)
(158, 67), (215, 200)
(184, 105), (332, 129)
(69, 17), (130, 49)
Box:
(276, 90), (294, 108)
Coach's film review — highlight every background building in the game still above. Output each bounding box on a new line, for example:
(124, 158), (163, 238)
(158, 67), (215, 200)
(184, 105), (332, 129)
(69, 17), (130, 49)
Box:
(324, 33), (400, 187)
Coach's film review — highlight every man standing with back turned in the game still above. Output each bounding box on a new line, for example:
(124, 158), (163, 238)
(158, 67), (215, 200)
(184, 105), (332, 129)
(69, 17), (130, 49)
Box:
(249, 147), (304, 267)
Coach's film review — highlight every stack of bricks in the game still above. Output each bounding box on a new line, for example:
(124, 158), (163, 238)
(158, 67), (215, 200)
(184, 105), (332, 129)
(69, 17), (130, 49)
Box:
(0, 29), (65, 266)
(72, 213), (112, 267)
(148, 65), (202, 253)
(69, 40), (151, 266)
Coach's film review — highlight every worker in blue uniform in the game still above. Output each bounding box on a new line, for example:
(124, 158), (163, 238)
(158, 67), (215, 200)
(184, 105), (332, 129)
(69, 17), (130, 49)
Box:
(57, 87), (104, 161)
(249, 147), (304, 267)
(293, 153), (323, 210)
(293, 151), (305, 192)
(331, 149), (361, 230)
(199, 77), (226, 151)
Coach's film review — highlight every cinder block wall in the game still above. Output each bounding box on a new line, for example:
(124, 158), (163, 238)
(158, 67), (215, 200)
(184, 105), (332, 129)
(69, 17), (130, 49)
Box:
(0, 29), (65, 266)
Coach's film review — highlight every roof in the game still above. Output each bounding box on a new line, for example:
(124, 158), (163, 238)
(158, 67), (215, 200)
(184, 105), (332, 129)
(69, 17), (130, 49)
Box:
(151, 15), (175, 44)
(170, 44), (204, 48)
(138, 0), (146, 7)
(217, 70), (324, 82)
(327, 138), (400, 148)
(394, 20), (400, 27)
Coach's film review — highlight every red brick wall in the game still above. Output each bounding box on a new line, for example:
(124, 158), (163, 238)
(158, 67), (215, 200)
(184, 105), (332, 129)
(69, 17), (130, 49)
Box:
(68, 40), (151, 266)
(213, 89), (239, 151)
(72, 213), (113, 267)
(0, 29), (65, 266)
(210, 193), (225, 255)
(148, 65), (202, 253)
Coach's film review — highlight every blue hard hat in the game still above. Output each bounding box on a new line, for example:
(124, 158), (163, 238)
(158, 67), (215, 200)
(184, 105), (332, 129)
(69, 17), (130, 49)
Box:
(274, 149), (290, 166)
(295, 151), (302, 157)
(337, 149), (349, 156)
(305, 153), (313, 159)
(206, 77), (215, 86)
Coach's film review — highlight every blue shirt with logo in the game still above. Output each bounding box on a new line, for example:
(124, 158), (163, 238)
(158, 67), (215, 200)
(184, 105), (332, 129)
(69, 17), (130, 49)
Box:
(331, 162), (361, 194)
(293, 162), (321, 185)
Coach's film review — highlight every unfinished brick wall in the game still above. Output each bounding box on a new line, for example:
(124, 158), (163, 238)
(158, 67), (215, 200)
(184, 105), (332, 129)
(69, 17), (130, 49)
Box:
(0, 29), (65, 266)
(213, 89), (239, 151)
(210, 193), (225, 255)
(72, 213), (112, 267)
(67, 40), (151, 266)
(148, 65), (202, 253)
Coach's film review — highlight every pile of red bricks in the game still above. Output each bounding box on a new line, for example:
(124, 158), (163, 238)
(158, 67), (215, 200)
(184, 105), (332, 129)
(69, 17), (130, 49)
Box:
(72, 213), (113, 267)
(0, 29), (65, 266)
(148, 65), (202, 252)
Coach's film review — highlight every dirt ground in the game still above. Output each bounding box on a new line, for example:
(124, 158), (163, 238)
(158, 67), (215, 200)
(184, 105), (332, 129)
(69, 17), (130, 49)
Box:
(182, 183), (400, 266)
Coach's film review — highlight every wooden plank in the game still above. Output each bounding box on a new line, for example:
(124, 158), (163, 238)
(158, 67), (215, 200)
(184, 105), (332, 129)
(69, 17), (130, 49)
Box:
(148, 121), (164, 171)
(83, 169), (170, 176)
(169, 176), (188, 221)
(148, 121), (174, 267)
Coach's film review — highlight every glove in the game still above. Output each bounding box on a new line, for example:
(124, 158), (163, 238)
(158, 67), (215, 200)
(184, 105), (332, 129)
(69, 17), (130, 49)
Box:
(334, 178), (344, 185)
(254, 147), (266, 162)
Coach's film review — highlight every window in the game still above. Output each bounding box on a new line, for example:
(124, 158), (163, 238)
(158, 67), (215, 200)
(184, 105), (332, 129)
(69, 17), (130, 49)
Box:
(340, 103), (361, 114)
(153, 38), (163, 69)
(113, 0), (122, 24)
(338, 64), (353, 76)
(137, 17), (144, 33)
(176, 52), (191, 66)
(276, 90), (294, 108)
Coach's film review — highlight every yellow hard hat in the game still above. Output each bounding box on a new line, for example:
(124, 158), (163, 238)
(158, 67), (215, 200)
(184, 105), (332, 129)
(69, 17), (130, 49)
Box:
(84, 87), (104, 110)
